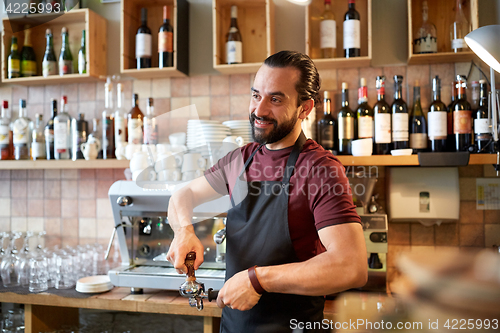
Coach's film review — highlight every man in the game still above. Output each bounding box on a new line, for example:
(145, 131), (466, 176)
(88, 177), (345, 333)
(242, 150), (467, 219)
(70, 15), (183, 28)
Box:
(166, 50), (367, 332)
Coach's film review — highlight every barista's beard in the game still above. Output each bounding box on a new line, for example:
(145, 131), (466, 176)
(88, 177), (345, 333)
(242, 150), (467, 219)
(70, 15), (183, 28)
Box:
(250, 112), (299, 145)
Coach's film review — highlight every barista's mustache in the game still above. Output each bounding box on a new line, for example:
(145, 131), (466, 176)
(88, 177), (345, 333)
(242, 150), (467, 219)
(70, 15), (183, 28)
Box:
(249, 113), (278, 128)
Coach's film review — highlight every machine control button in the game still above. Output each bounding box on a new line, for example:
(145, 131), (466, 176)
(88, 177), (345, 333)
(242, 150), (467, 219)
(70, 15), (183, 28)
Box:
(369, 232), (387, 243)
(117, 196), (133, 206)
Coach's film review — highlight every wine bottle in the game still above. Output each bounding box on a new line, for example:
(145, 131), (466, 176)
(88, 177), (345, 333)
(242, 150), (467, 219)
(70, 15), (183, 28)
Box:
(128, 94), (144, 145)
(71, 113), (88, 160)
(0, 101), (11, 160)
(414, 0), (437, 54)
(20, 26), (37, 77)
(31, 114), (46, 160)
(391, 75), (409, 150)
(7, 37), (20, 79)
(320, 0), (336, 59)
(356, 78), (373, 140)
(474, 80), (492, 153)
(453, 76), (472, 151)
(450, 0), (471, 53)
(102, 80), (115, 159)
(136, 8), (152, 69)
(226, 6), (243, 64)
(338, 82), (356, 155)
(159, 5), (174, 68)
(343, 0), (360, 58)
(317, 91), (336, 152)
(59, 27), (73, 75)
(54, 96), (72, 160)
(428, 76), (448, 152)
(144, 98), (158, 145)
(42, 29), (57, 77)
(374, 76), (391, 155)
(115, 83), (128, 148)
(45, 99), (57, 160)
(13, 100), (32, 160)
(78, 30), (86, 74)
(409, 81), (428, 153)
(447, 80), (458, 151)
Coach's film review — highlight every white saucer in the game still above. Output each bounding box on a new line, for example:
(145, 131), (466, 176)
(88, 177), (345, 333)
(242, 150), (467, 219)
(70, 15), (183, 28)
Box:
(76, 275), (113, 293)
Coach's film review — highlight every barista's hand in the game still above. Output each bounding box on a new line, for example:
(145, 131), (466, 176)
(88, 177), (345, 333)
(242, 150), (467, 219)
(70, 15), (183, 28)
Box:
(166, 227), (204, 274)
(217, 269), (262, 311)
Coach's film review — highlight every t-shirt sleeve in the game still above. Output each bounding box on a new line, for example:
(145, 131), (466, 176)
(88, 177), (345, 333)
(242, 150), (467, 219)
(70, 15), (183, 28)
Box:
(203, 147), (246, 196)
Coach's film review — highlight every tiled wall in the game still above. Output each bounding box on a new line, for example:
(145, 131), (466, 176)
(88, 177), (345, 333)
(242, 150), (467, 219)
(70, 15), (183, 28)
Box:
(0, 62), (499, 284)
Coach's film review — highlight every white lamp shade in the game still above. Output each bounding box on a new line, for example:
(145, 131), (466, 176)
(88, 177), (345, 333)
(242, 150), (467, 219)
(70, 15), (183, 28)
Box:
(465, 25), (500, 74)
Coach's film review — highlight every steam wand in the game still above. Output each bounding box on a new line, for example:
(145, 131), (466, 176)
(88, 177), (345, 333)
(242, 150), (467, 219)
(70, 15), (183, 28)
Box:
(179, 251), (219, 311)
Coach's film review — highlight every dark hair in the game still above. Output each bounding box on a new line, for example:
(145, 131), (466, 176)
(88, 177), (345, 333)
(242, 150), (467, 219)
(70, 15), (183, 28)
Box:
(263, 50), (321, 107)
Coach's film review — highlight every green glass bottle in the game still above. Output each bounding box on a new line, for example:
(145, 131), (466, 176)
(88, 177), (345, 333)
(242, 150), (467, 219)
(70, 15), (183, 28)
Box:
(58, 27), (73, 76)
(42, 29), (57, 77)
(78, 30), (86, 74)
(20, 26), (37, 77)
(7, 36), (20, 79)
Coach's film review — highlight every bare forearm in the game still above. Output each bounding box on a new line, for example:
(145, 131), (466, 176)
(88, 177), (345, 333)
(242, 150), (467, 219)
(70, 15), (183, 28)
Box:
(168, 188), (196, 233)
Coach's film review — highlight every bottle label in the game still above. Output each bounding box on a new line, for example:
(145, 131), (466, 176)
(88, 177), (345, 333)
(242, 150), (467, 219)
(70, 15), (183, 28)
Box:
(32, 142), (46, 159)
(158, 31), (173, 53)
(453, 110), (472, 134)
(21, 60), (36, 76)
(42, 60), (57, 77)
(54, 122), (69, 151)
(392, 113), (409, 141)
(375, 113), (391, 143)
(427, 111), (447, 139)
(13, 119), (29, 144)
(115, 115), (127, 144)
(136, 33), (152, 58)
(410, 133), (428, 149)
(8, 59), (20, 76)
(44, 128), (54, 143)
(0, 125), (10, 145)
(320, 19), (336, 49)
(320, 126), (334, 147)
(128, 118), (143, 145)
(78, 52), (86, 74)
(226, 41), (242, 64)
(343, 19), (360, 49)
(338, 115), (355, 139)
(59, 60), (73, 75)
(357, 116), (373, 138)
(414, 35), (437, 54)
(474, 118), (491, 134)
(452, 38), (467, 50)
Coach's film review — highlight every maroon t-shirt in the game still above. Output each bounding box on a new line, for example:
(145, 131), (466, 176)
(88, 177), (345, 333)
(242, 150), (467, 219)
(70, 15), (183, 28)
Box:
(204, 139), (360, 261)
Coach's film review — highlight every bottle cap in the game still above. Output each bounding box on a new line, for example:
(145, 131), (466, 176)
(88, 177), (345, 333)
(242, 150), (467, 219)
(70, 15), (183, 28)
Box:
(231, 6), (237, 18)
(46, 28), (52, 35)
(360, 78), (367, 87)
(479, 79), (486, 84)
(323, 91), (331, 99)
(79, 113), (85, 120)
(2, 101), (8, 109)
(20, 99), (26, 108)
(148, 98), (154, 106)
(141, 8), (148, 22)
(61, 27), (67, 34)
(133, 93), (139, 100)
(342, 82), (348, 90)
(414, 80), (420, 87)
(61, 95), (67, 104)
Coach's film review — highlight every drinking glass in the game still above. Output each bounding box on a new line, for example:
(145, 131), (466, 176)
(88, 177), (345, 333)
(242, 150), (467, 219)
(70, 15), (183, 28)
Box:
(55, 253), (74, 289)
(28, 256), (48, 293)
(0, 232), (22, 287)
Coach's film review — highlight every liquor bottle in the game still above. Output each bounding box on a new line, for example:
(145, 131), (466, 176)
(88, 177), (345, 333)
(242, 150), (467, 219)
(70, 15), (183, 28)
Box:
(226, 6), (242, 64)
(428, 76), (447, 152)
(59, 27), (73, 75)
(414, 0), (437, 54)
(71, 113), (88, 160)
(453, 76), (472, 151)
(45, 99), (57, 160)
(391, 75), (409, 150)
(409, 81), (428, 153)
(136, 8), (152, 69)
(317, 91), (336, 152)
(159, 5), (174, 68)
(54, 96), (72, 159)
(338, 82), (356, 155)
(474, 80), (492, 153)
(20, 26), (37, 77)
(7, 36), (20, 79)
(374, 76), (391, 155)
(78, 30), (86, 74)
(13, 100), (32, 160)
(320, 0), (336, 59)
(42, 29), (57, 77)
(450, 0), (470, 53)
(115, 83), (128, 148)
(31, 114), (46, 160)
(447, 80), (458, 151)
(143, 98), (158, 145)
(128, 94), (144, 145)
(88, 119), (103, 159)
(356, 78), (373, 139)
(343, 0), (360, 58)
(0, 101), (11, 160)
(102, 80), (115, 159)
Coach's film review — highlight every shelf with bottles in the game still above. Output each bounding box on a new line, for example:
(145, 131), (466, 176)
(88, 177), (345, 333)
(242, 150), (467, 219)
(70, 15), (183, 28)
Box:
(407, 0), (479, 65)
(336, 153), (497, 166)
(0, 159), (130, 170)
(306, 0), (371, 70)
(120, 0), (188, 79)
(212, 0), (275, 75)
(1, 9), (107, 85)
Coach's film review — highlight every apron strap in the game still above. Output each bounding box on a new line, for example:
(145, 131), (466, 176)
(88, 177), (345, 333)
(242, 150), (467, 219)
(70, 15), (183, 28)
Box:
(238, 144), (264, 179)
(282, 131), (307, 185)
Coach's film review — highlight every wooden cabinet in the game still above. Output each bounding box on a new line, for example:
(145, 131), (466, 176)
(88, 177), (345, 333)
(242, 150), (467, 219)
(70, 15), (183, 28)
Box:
(306, 0), (372, 70)
(1, 9), (107, 85)
(120, 0), (189, 78)
(212, 0), (274, 75)
(407, 0), (479, 65)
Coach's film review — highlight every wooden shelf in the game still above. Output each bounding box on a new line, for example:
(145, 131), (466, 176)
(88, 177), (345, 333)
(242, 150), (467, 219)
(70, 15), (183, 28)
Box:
(312, 56), (371, 70)
(2, 9), (107, 85)
(0, 159), (129, 170)
(336, 153), (497, 166)
(213, 0), (275, 74)
(407, 0), (479, 65)
(121, 0), (189, 77)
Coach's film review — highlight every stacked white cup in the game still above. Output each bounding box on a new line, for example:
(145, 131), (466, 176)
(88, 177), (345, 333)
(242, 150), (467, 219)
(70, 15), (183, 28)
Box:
(129, 151), (156, 181)
(155, 152), (182, 181)
(182, 153), (206, 181)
